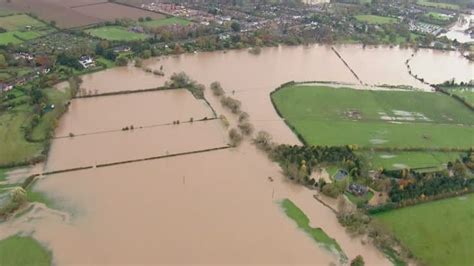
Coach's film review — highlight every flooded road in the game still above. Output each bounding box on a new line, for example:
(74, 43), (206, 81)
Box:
(3, 44), (472, 265)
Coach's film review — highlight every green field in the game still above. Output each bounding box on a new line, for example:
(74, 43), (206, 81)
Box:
(0, 87), (70, 166)
(86, 26), (148, 41)
(271, 85), (474, 149)
(355, 15), (398, 24)
(0, 236), (51, 266)
(374, 194), (474, 266)
(141, 17), (191, 27)
(447, 87), (474, 106)
(364, 151), (461, 170)
(417, 0), (460, 10)
(425, 12), (451, 21)
(0, 14), (53, 45)
(281, 199), (346, 260)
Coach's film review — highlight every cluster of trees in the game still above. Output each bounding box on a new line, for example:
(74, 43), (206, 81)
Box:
(389, 172), (474, 203)
(166, 72), (205, 99)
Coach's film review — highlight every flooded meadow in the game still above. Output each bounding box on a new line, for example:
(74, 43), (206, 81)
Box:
(2, 44), (473, 265)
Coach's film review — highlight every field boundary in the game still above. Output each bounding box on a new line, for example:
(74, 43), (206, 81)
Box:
(331, 47), (364, 85)
(53, 117), (219, 139)
(22, 145), (232, 189)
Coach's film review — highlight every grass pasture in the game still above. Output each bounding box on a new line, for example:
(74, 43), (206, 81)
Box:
(271, 85), (474, 149)
(445, 86), (474, 106)
(355, 15), (398, 24)
(0, 236), (52, 266)
(141, 17), (191, 28)
(85, 25), (148, 41)
(374, 194), (474, 266)
(364, 151), (461, 170)
(0, 14), (53, 44)
(416, 0), (460, 10)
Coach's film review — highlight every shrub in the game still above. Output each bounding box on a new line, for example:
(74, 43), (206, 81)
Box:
(238, 122), (254, 136)
(221, 96), (242, 114)
(210, 81), (225, 96)
(228, 128), (243, 147)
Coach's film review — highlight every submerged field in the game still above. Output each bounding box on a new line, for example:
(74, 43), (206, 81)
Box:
(374, 194), (474, 266)
(271, 85), (474, 149)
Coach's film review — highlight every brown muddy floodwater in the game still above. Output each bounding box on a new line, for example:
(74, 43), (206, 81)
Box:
(55, 89), (214, 137)
(46, 120), (226, 171)
(3, 44), (471, 265)
(409, 49), (474, 84)
(79, 64), (165, 93)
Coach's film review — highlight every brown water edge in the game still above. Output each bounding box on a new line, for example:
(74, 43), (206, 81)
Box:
(55, 89), (213, 137)
(26, 143), (388, 265)
(46, 119), (227, 171)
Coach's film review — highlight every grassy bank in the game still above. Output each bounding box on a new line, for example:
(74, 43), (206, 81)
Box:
(373, 194), (474, 266)
(0, 236), (52, 266)
(271, 85), (474, 149)
(281, 199), (347, 260)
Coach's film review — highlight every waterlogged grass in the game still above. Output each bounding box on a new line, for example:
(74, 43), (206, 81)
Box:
(271, 85), (474, 148)
(86, 26), (148, 41)
(141, 17), (191, 27)
(364, 151), (461, 170)
(446, 87), (474, 106)
(281, 199), (347, 260)
(355, 15), (398, 24)
(0, 236), (52, 266)
(374, 194), (474, 266)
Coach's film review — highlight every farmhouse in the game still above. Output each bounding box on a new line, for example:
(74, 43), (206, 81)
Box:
(78, 55), (95, 69)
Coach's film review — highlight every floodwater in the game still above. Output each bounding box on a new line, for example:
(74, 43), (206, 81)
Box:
(441, 14), (474, 44)
(55, 89), (214, 137)
(10, 144), (387, 265)
(3, 44), (471, 265)
(409, 49), (474, 84)
(79, 64), (165, 93)
(46, 120), (227, 171)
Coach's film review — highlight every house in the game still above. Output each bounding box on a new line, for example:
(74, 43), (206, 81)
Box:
(347, 183), (369, 196)
(113, 46), (131, 53)
(13, 52), (34, 61)
(78, 55), (95, 69)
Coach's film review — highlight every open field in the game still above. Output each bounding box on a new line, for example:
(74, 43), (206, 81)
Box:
(416, 0), (460, 9)
(271, 85), (474, 148)
(363, 151), (461, 170)
(0, 14), (53, 44)
(355, 15), (398, 24)
(0, 87), (70, 166)
(374, 194), (474, 266)
(425, 12), (451, 21)
(0, 236), (51, 266)
(445, 86), (474, 106)
(142, 17), (191, 27)
(85, 25), (148, 41)
(0, 0), (164, 28)
(73, 2), (165, 22)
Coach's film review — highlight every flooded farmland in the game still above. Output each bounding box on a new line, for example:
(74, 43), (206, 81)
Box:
(55, 89), (214, 137)
(2, 44), (473, 265)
